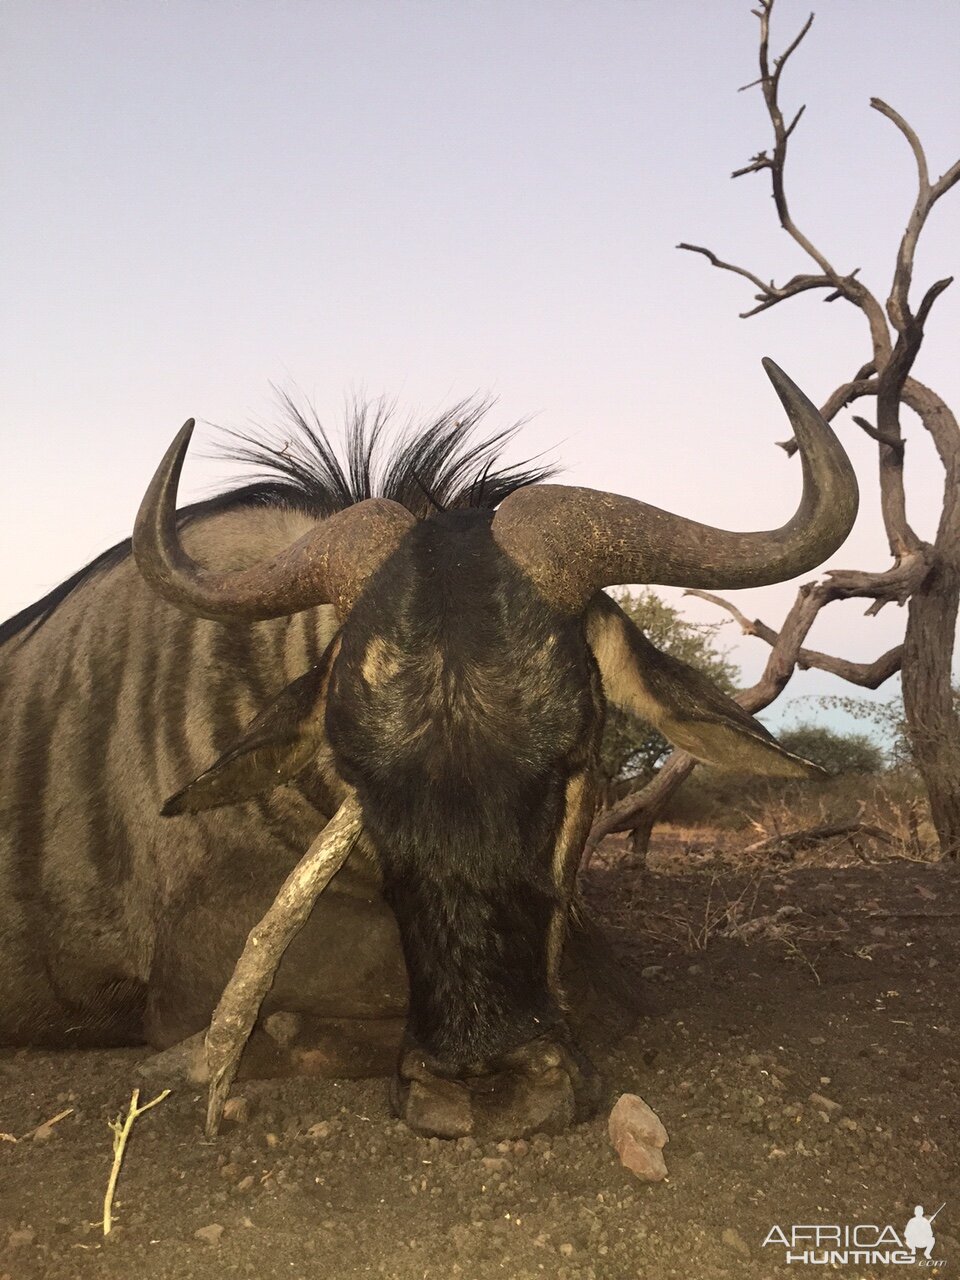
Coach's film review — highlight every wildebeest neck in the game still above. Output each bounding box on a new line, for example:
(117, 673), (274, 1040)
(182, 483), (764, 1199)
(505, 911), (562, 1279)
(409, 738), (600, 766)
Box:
(325, 509), (601, 1072)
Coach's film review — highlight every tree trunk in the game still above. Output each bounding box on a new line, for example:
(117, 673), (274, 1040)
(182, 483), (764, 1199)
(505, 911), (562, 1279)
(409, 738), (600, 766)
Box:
(586, 753), (698, 866)
(901, 568), (960, 860)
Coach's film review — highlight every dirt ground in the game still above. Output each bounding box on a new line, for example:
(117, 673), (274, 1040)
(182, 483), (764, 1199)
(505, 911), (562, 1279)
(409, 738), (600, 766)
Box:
(2, 831), (958, 1280)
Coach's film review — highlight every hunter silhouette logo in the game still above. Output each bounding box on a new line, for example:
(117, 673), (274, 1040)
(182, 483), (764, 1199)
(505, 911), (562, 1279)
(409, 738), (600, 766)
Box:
(905, 1205), (944, 1261)
(762, 1202), (947, 1266)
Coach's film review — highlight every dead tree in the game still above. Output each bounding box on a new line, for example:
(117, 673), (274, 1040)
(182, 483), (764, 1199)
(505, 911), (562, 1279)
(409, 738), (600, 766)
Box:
(588, 0), (960, 861)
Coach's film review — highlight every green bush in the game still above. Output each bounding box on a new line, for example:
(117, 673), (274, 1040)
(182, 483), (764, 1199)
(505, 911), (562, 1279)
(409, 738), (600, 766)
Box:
(776, 723), (885, 776)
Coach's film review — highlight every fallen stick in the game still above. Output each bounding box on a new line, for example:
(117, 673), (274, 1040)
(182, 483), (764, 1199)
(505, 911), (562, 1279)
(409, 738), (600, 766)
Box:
(103, 1088), (170, 1235)
(24, 1106), (74, 1141)
(204, 794), (363, 1138)
(743, 821), (895, 856)
(865, 910), (960, 919)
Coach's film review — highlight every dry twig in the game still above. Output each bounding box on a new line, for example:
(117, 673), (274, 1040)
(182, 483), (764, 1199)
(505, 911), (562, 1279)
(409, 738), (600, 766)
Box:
(23, 1107), (74, 1142)
(204, 794), (363, 1137)
(742, 821), (895, 857)
(102, 1088), (170, 1235)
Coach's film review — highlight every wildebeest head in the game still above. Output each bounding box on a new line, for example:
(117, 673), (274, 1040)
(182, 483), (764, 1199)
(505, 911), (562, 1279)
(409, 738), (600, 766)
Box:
(132, 360), (857, 1136)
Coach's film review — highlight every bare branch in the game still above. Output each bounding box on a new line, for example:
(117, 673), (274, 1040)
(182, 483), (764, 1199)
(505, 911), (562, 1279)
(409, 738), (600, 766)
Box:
(784, 104), (806, 139)
(676, 242), (771, 294)
(683, 588), (759, 636)
(870, 97), (929, 190)
(822, 375), (878, 420)
(205, 797), (363, 1136)
(770, 10), (814, 87)
(872, 97), (960, 334)
(732, 152), (772, 179)
(903, 377), (960, 480)
(852, 415), (904, 454)
(739, 273), (842, 317)
(750, 3), (839, 276)
(826, 550), (931, 605)
(727, 2), (892, 357)
(677, 242), (850, 319)
(684, 588), (903, 688)
(797, 644), (903, 685)
(916, 276), (954, 327)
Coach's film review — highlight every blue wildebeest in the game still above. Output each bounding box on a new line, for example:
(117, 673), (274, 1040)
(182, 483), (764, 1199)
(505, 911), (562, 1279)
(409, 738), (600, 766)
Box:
(0, 362), (857, 1137)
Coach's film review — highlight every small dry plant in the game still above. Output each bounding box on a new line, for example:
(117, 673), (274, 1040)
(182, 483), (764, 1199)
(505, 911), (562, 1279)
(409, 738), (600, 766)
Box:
(100, 1088), (170, 1236)
(641, 870), (767, 953)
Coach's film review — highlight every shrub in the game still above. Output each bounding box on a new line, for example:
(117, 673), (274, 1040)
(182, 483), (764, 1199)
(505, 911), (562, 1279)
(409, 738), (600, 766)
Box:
(777, 723), (885, 776)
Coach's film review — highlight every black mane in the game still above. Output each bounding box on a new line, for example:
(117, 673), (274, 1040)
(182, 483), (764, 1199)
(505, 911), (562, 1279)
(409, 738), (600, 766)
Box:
(1, 397), (556, 646)
(218, 394), (553, 518)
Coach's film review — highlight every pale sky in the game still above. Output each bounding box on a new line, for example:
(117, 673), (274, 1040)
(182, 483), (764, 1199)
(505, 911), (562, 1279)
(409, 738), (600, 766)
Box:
(3, 1), (958, 736)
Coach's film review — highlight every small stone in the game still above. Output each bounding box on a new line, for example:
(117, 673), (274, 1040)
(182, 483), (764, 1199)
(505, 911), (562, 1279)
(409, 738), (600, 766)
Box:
(7, 1228), (36, 1249)
(641, 965), (664, 980)
(265, 1132), (280, 1148)
(608, 1094), (668, 1182)
(307, 1121), (333, 1140)
(236, 1176), (255, 1192)
(722, 1227), (751, 1257)
(220, 1162), (242, 1181)
(559, 1242), (575, 1257)
(222, 1096), (252, 1125)
(808, 1036), (826, 1046)
(194, 1223), (224, 1246)
(480, 1157), (510, 1173)
(808, 1093), (842, 1117)
(263, 1011), (301, 1049)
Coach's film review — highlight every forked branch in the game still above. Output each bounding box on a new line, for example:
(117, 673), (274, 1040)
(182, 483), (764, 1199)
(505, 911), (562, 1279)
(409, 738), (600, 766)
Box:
(680, 0), (889, 355)
(684, 588), (903, 687)
(872, 96), (960, 334)
(676, 243), (847, 318)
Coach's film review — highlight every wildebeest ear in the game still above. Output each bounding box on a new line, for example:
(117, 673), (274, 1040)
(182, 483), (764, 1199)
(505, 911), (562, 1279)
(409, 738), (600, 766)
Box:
(585, 593), (821, 777)
(162, 640), (340, 815)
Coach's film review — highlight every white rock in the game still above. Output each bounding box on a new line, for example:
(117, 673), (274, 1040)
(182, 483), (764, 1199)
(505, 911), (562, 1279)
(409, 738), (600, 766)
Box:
(608, 1093), (669, 1182)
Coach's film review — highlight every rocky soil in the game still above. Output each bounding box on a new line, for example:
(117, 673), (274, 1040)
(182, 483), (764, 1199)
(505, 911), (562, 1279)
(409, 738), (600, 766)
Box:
(2, 835), (958, 1280)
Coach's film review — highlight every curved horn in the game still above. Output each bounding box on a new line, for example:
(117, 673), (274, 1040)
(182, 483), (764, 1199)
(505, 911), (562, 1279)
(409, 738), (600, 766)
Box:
(492, 360), (858, 613)
(132, 419), (415, 621)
